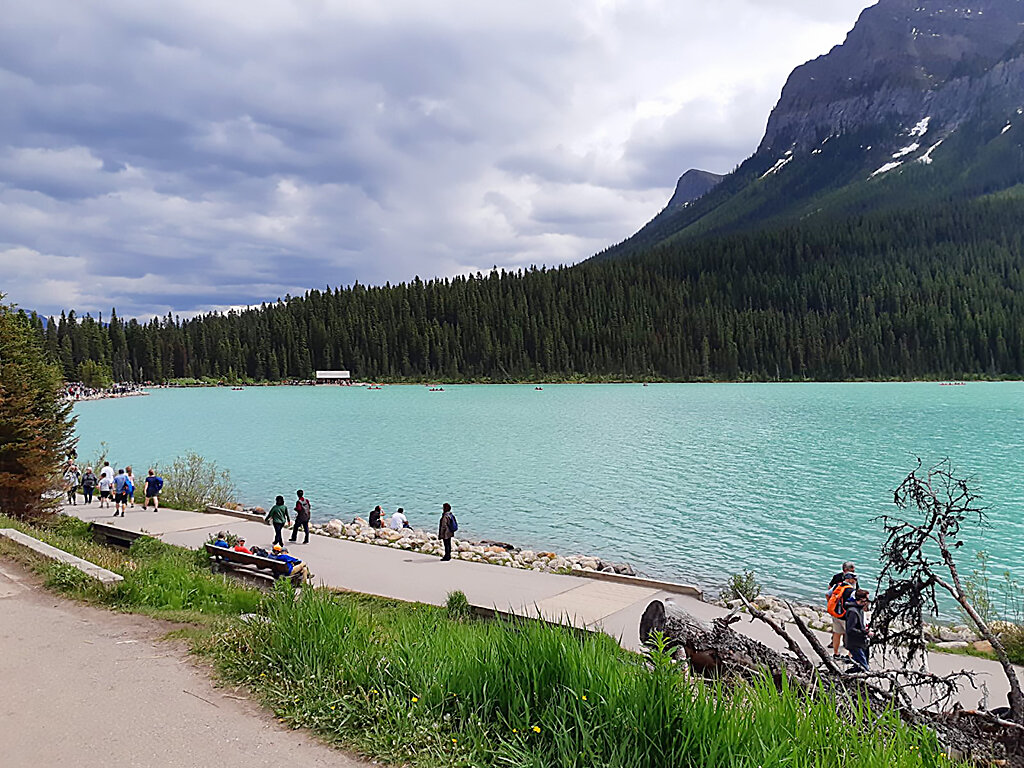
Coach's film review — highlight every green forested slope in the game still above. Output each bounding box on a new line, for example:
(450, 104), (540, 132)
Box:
(33, 196), (1024, 383)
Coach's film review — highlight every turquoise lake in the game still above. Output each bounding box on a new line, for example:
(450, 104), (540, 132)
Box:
(72, 383), (1024, 603)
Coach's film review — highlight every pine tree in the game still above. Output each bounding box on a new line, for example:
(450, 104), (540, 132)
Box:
(0, 302), (77, 520)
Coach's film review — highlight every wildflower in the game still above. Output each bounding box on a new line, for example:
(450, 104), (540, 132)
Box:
(532, 725), (541, 733)
(412, 696), (419, 703)
(452, 738), (458, 744)
(582, 695), (587, 701)
(513, 728), (518, 734)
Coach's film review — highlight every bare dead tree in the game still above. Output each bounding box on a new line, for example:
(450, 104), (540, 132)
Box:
(873, 458), (1024, 724)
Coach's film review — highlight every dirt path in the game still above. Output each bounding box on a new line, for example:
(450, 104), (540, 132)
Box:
(0, 560), (369, 768)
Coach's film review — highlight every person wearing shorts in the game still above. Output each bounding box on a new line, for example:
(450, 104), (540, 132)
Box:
(113, 468), (130, 516)
(143, 468), (163, 510)
(98, 473), (114, 509)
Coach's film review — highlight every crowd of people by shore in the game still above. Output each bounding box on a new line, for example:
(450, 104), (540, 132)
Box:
(62, 456), (164, 515)
(64, 382), (146, 401)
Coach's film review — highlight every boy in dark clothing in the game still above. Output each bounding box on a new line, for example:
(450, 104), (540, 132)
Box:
(844, 589), (872, 671)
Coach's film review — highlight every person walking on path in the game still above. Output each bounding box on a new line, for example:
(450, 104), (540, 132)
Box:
(290, 490), (311, 544)
(143, 468), (163, 510)
(844, 589), (873, 671)
(112, 468), (131, 517)
(125, 466), (137, 508)
(81, 467), (97, 504)
(98, 471), (113, 509)
(438, 502), (457, 561)
(827, 562), (858, 659)
(63, 463), (81, 505)
(265, 496), (290, 547)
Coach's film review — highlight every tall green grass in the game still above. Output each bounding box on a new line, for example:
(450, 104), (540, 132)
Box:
(0, 513), (261, 616)
(210, 587), (950, 768)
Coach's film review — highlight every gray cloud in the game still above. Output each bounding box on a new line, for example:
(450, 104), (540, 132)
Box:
(0, 0), (874, 318)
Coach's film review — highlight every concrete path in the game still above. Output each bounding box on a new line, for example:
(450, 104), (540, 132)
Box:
(62, 501), (1023, 711)
(0, 560), (368, 768)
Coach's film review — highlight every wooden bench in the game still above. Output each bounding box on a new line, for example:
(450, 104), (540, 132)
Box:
(204, 544), (308, 587)
(90, 522), (145, 549)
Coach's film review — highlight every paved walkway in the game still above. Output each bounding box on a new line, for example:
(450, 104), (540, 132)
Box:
(0, 559), (367, 768)
(63, 501), (1022, 711)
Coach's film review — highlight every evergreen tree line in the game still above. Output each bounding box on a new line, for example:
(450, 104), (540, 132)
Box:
(27, 197), (1024, 383)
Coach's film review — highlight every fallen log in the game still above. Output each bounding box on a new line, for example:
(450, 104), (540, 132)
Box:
(639, 598), (806, 683)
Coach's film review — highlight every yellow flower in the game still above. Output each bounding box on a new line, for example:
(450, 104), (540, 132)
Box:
(452, 738), (458, 744)
(582, 695), (587, 701)
(411, 696), (419, 703)
(331, 706), (336, 710)
(512, 729), (518, 734)
(532, 725), (541, 733)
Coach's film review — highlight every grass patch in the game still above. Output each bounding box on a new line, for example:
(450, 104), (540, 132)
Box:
(0, 513), (261, 618)
(205, 587), (951, 768)
(1, 513), (958, 767)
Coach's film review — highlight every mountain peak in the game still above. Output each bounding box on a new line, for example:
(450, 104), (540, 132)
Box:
(665, 170), (725, 210)
(760, 0), (1024, 153)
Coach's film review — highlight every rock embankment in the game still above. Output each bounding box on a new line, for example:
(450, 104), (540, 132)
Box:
(305, 517), (637, 576)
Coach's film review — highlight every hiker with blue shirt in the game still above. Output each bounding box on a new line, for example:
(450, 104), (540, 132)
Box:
(143, 468), (164, 510)
(113, 468), (131, 516)
(271, 544), (309, 584)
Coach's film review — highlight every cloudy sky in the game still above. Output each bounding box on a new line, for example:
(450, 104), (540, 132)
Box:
(1, 0), (874, 319)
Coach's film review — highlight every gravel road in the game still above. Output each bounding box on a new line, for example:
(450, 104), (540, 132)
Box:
(0, 560), (368, 768)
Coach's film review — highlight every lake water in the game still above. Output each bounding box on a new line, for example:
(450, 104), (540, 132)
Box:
(72, 383), (1024, 604)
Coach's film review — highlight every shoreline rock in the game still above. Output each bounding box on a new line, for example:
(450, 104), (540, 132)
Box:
(306, 517), (637, 578)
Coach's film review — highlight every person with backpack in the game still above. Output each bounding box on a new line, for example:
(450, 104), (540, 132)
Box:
(827, 562), (858, 658)
(143, 468), (164, 510)
(826, 571), (858, 660)
(438, 502), (458, 561)
(844, 589), (873, 671)
(290, 489), (311, 544)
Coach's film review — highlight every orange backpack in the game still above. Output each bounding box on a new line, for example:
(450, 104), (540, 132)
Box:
(827, 583), (855, 618)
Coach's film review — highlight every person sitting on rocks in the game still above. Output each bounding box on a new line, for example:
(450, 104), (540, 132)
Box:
(369, 505), (384, 529)
(390, 507), (409, 530)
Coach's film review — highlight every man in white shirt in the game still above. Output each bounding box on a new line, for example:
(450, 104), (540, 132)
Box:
(99, 462), (114, 482)
(389, 508), (408, 531)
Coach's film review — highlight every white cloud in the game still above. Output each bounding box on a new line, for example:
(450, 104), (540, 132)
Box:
(0, 0), (875, 317)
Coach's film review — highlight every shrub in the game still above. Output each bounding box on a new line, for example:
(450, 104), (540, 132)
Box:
(445, 589), (471, 620)
(721, 569), (761, 603)
(1001, 625), (1024, 666)
(153, 452), (237, 512)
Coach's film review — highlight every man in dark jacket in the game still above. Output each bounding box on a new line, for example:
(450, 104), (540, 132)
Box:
(844, 589), (872, 671)
(438, 502), (456, 561)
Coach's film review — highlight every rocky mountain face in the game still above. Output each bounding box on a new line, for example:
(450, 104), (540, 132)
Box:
(664, 169), (725, 210)
(601, 0), (1024, 258)
(761, 0), (1024, 153)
